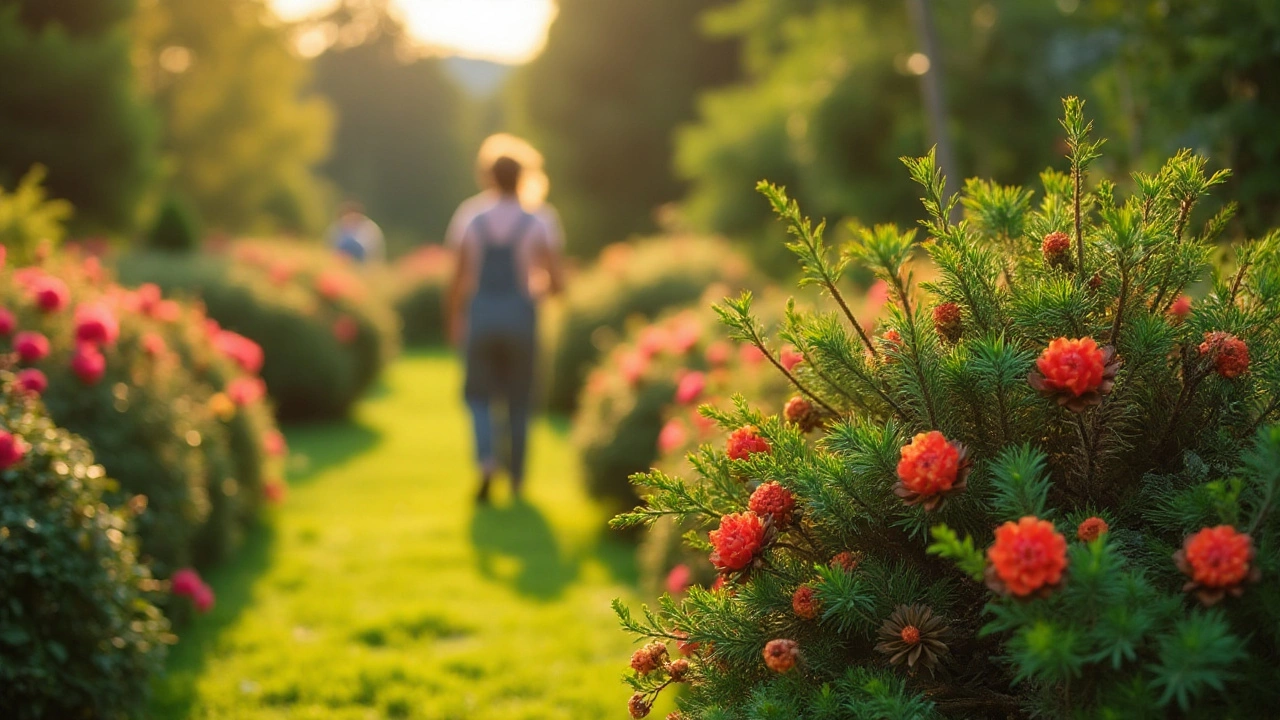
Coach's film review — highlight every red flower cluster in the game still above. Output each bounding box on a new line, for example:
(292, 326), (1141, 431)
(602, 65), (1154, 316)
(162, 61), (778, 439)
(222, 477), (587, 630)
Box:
(709, 512), (766, 571)
(73, 302), (119, 347)
(748, 482), (795, 526)
(1175, 525), (1259, 605)
(1199, 331), (1249, 379)
(31, 276), (69, 313)
(792, 585), (820, 620)
(726, 425), (770, 461)
(0, 430), (29, 470)
(894, 431), (970, 511)
(14, 368), (47, 397)
(1028, 337), (1119, 412)
(141, 332), (168, 358)
(763, 639), (799, 673)
(0, 308), (15, 336)
(14, 331), (50, 363)
(627, 693), (651, 719)
(630, 641), (668, 674)
(170, 568), (216, 613)
(830, 551), (861, 573)
(264, 431), (288, 457)
(986, 516), (1068, 597)
(1041, 231), (1072, 270)
(933, 302), (963, 343)
(658, 419), (688, 455)
(1076, 517), (1109, 542)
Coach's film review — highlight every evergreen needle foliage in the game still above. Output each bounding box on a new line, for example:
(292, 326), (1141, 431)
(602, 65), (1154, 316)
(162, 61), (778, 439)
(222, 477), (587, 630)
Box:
(615, 99), (1280, 718)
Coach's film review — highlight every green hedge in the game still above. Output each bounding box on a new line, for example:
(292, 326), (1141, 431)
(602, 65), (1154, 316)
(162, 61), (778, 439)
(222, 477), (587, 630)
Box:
(545, 235), (759, 414)
(0, 371), (170, 719)
(117, 240), (399, 420)
(390, 244), (450, 347)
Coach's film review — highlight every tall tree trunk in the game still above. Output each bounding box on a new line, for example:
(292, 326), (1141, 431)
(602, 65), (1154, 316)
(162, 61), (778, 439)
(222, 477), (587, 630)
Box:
(905, 0), (959, 213)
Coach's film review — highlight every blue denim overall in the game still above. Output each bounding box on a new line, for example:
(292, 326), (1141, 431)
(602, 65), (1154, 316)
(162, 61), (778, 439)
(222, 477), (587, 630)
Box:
(464, 210), (537, 486)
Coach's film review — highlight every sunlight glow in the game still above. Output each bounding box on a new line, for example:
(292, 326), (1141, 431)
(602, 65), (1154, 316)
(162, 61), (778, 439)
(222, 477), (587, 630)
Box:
(270, 0), (557, 64)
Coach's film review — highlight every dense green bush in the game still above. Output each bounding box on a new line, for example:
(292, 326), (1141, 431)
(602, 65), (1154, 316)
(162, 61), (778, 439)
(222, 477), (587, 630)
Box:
(614, 103), (1280, 717)
(117, 239), (399, 420)
(146, 193), (201, 252)
(389, 243), (450, 347)
(1, 254), (283, 575)
(546, 235), (758, 414)
(0, 370), (170, 719)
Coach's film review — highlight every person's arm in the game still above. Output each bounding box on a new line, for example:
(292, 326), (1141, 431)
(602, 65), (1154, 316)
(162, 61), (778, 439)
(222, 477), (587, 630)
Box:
(537, 227), (566, 298)
(446, 238), (474, 348)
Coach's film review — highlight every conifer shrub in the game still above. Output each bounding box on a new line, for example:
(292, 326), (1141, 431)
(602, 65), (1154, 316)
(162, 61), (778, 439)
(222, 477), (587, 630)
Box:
(146, 193), (201, 253)
(0, 369), (170, 719)
(546, 235), (759, 414)
(613, 100), (1280, 718)
(117, 239), (399, 420)
(389, 243), (451, 347)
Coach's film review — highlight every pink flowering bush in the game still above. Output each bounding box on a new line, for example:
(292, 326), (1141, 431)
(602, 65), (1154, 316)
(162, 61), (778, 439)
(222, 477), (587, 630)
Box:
(0, 251), (285, 574)
(388, 243), (451, 346)
(0, 369), (169, 718)
(117, 239), (399, 420)
(546, 235), (761, 413)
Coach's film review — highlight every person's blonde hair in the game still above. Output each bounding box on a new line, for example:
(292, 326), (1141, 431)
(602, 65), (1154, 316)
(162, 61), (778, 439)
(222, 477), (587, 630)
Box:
(476, 133), (549, 209)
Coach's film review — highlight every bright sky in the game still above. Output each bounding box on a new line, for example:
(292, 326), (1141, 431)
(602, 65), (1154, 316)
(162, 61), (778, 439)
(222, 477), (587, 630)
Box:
(270, 0), (557, 64)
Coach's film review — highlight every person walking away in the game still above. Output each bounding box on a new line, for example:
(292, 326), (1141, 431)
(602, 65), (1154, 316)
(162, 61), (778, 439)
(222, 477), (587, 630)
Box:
(447, 154), (564, 502)
(328, 201), (385, 264)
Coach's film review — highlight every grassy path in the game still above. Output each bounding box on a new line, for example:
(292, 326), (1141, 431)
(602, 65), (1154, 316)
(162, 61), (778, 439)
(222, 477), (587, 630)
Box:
(152, 351), (662, 719)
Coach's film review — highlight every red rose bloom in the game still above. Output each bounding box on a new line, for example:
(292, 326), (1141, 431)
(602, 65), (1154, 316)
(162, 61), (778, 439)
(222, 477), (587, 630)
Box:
(264, 431), (288, 457)
(14, 368), (47, 396)
(71, 344), (106, 386)
(675, 371), (705, 405)
(784, 396), (822, 433)
(726, 425), (770, 461)
(831, 551), (861, 573)
(0, 431), (29, 470)
(749, 482), (796, 526)
(31, 276), (69, 313)
(316, 271), (349, 301)
(1174, 525), (1260, 605)
(134, 284), (162, 316)
(142, 333), (168, 358)
(227, 377), (266, 406)
(1168, 295), (1192, 323)
(170, 568), (203, 597)
(74, 302), (120, 346)
(792, 585), (820, 620)
(1028, 337), (1120, 412)
(763, 639), (799, 673)
(933, 302), (963, 343)
(894, 431), (970, 511)
(709, 512), (766, 571)
(14, 331), (50, 363)
(1076, 517), (1109, 542)
(216, 331), (264, 374)
(1199, 331), (1249, 379)
(986, 516), (1068, 597)
(0, 308), (15, 336)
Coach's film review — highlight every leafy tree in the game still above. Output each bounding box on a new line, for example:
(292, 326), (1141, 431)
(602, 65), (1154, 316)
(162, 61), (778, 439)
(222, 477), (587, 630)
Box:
(678, 0), (1091, 274)
(309, 0), (471, 252)
(513, 0), (739, 257)
(0, 0), (155, 232)
(134, 0), (333, 235)
(615, 101), (1280, 717)
(0, 166), (73, 264)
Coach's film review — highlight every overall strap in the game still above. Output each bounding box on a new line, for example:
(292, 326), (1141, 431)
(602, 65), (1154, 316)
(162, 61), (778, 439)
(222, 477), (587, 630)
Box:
(503, 212), (536, 246)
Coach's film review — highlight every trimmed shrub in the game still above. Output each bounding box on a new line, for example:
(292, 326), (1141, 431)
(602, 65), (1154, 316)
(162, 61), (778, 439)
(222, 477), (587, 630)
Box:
(146, 193), (201, 252)
(389, 243), (451, 347)
(0, 370), (170, 719)
(117, 239), (399, 420)
(0, 253), (283, 575)
(545, 235), (759, 414)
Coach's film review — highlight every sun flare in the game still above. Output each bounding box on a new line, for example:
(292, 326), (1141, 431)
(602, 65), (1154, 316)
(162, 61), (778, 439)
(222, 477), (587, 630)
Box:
(271, 0), (557, 64)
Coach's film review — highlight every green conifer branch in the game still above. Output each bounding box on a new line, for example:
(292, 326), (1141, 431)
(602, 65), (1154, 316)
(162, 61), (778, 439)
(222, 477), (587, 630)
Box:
(1061, 97), (1104, 280)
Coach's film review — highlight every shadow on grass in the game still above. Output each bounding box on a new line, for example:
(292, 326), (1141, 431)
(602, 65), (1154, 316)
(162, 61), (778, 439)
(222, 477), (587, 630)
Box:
(149, 521), (276, 718)
(469, 500), (579, 601)
(283, 419), (383, 486)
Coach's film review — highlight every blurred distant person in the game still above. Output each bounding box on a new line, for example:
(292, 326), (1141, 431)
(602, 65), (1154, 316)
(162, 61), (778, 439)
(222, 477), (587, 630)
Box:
(447, 138), (566, 503)
(329, 201), (385, 264)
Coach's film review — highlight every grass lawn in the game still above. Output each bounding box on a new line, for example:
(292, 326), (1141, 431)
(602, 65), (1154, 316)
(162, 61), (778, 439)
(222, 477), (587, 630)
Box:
(151, 351), (669, 719)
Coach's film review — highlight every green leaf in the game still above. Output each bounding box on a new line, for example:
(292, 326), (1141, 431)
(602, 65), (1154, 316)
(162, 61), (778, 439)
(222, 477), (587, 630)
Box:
(925, 524), (985, 581)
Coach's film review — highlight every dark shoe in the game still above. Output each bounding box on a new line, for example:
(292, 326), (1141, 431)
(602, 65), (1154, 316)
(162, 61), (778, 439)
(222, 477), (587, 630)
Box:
(476, 476), (493, 504)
